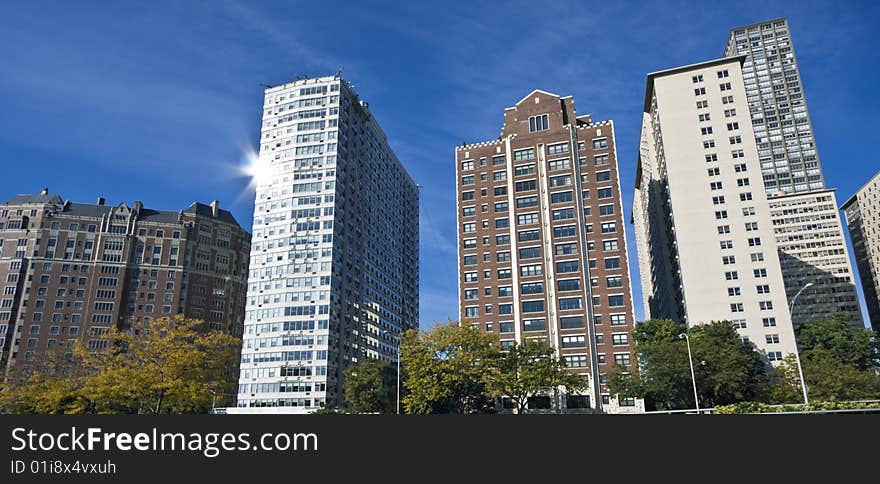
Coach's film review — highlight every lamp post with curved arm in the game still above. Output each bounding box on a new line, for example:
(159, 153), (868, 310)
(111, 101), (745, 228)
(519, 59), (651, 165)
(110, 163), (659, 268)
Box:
(678, 332), (699, 411)
(788, 282), (813, 406)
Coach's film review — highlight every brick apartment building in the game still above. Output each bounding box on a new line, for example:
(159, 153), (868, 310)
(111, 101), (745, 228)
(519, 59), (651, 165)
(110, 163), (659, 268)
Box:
(455, 90), (640, 413)
(0, 190), (250, 385)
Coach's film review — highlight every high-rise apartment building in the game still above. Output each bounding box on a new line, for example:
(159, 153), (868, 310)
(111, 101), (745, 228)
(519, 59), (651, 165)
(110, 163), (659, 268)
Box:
(633, 56), (798, 361)
(725, 18), (862, 328)
(233, 76), (419, 413)
(0, 190), (251, 381)
(842, 170), (880, 330)
(456, 90), (640, 413)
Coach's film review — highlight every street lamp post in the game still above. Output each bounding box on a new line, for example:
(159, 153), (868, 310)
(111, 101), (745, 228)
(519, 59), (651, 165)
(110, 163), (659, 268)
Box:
(788, 282), (813, 407)
(678, 332), (700, 412)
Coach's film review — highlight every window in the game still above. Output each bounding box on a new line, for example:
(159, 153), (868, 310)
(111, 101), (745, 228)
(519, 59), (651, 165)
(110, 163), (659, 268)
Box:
(610, 314), (627, 326)
(728, 287), (741, 296)
(718, 225), (730, 234)
(603, 240), (618, 251)
(720, 82), (732, 91)
(600, 222), (616, 233)
(515, 180), (537, 192)
(523, 319), (546, 332)
(494, 186), (508, 196)
(560, 316), (583, 329)
(463, 255), (477, 266)
(768, 352), (783, 362)
(710, 181), (723, 190)
(608, 295), (624, 307)
(713, 196), (726, 205)
(703, 140), (715, 149)
(694, 87), (706, 96)
(550, 191), (573, 204)
(493, 170), (507, 181)
(557, 279), (580, 291)
(708, 167), (720, 176)
(499, 321), (515, 333)
(725, 271), (738, 280)
(701, 127), (713, 135)
(494, 202), (508, 212)
(520, 264), (543, 277)
(461, 161), (474, 171)
(740, 192), (753, 201)
(529, 114), (549, 132)
(547, 143), (569, 155)
(706, 153), (718, 162)
(461, 175), (475, 186)
(759, 301), (774, 310)
(464, 289), (478, 300)
(722, 255), (736, 265)
(495, 218), (509, 229)
(550, 175), (572, 187)
(593, 138), (608, 149)
(596, 171), (611, 182)
(692, 74), (704, 83)
(597, 188), (613, 199)
(518, 229), (540, 242)
(556, 261), (579, 273)
(517, 213), (538, 225)
(766, 334), (780, 344)
(748, 237), (762, 247)
(564, 355), (588, 368)
(737, 178), (750, 187)
(731, 303), (744, 313)
(754, 268), (767, 278)
(498, 268), (512, 279)
(462, 223), (476, 233)
(464, 306), (478, 318)
(462, 191), (475, 201)
(763, 317), (777, 327)
(521, 282), (544, 294)
(699, 113), (711, 122)
(559, 298), (582, 310)
(720, 240), (733, 249)
(519, 247), (541, 259)
(516, 196), (538, 209)
(727, 122), (740, 131)
(612, 334), (629, 346)
(552, 208), (574, 220)
(514, 148), (535, 161)
(745, 222), (758, 231)
(717, 69), (729, 78)
(554, 226), (576, 238)
(562, 335), (586, 348)
(696, 100), (709, 108)
(604, 257), (621, 269)
(492, 155), (505, 165)
(498, 286), (513, 297)
(606, 275), (623, 288)
(522, 300), (545, 313)
(462, 206), (476, 217)
(496, 234), (510, 245)
(548, 158), (571, 172)
(757, 284), (771, 294)
(515, 164), (535, 177)
(715, 210), (728, 220)
(614, 353), (631, 366)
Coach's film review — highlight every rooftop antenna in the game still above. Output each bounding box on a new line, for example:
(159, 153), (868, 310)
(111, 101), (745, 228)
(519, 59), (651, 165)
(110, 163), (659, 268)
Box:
(335, 67), (344, 78)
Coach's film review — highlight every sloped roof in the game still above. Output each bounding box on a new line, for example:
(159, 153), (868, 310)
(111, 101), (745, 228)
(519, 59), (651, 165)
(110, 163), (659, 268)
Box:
(2, 193), (63, 205)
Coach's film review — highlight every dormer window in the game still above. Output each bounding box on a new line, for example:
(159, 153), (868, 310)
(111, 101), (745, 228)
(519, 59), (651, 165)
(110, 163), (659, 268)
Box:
(529, 114), (549, 132)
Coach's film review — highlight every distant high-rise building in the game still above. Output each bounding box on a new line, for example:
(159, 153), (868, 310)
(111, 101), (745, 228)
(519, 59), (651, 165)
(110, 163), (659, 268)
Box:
(633, 56), (798, 361)
(0, 190), (251, 385)
(233, 76), (419, 413)
(725, 19), (862, 328)
(456, 90), (641, 413)
(842, 170), (880, 330)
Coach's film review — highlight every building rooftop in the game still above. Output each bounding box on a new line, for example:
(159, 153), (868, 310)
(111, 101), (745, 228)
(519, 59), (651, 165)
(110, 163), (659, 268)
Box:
(2, 192), (240, 226)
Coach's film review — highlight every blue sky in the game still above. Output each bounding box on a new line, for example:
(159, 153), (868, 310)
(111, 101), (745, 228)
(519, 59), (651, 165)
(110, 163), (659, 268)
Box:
(1, 0), (878, 328)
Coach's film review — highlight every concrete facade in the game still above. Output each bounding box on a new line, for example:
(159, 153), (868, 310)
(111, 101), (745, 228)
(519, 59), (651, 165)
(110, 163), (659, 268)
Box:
(633, 57), (798, 363)
(842, 171), (880, 330)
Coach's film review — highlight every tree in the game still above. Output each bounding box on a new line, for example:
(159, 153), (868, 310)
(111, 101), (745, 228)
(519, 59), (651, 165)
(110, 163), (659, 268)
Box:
(0, 316), (240, 414)
(343, 359), (395, 414)
(401, 321), (499, 414)
(798, 312), (879, 370)
(487, 339), (586, 414)
(608, 319), (767, 410)
(762, 313), (880, 402)
(607, 319), (693, 411)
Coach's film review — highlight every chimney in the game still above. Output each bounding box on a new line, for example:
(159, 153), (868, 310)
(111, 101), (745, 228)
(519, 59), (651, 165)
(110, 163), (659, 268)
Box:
(40, 187), (48, 196)
(97, 197), (105, 206)
(210, 200), (219, 217)
(134, 200), (143, 213)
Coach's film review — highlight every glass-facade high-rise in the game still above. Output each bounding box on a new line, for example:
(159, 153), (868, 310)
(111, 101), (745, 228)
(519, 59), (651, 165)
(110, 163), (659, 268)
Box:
(232, 75), (419, 413)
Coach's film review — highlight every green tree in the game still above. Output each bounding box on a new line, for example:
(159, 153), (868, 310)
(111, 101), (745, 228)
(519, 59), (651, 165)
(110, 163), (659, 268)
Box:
(608, 319), (767, 410)
(487, 339), (586, 414)
(607, 319), (693, 411)
(0, 316), (240, 414)
(798, 312), (879, 370)
(343, 358), (395, 414)
(401, 321), (499, 414)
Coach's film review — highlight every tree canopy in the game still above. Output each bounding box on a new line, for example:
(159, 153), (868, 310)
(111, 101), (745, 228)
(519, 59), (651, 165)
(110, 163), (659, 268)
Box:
(343, 358), (396, 414)
(0, 316), (239, 414)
